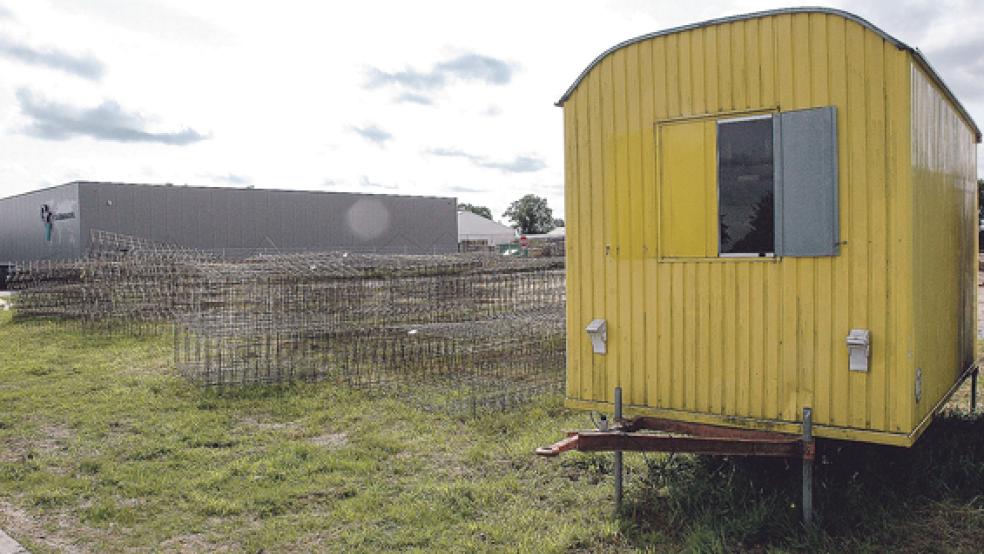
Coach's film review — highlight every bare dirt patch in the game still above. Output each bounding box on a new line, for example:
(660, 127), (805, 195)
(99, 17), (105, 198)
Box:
(37, 424), (73, 452)
(157, 532), (236, 553)
(308, 432), (348, 449)
(0, 438), (30, 463)
(236, 416), (303, 437)
(0, 501), (85, 554)
(0, 424), (73, 463)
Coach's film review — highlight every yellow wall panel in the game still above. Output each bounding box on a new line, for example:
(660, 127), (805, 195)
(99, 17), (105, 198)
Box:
(911, 63), (978, 426)
(658, 120), (715, 257)
(587, 67), (607, 402)
(564, 93), (579, 401)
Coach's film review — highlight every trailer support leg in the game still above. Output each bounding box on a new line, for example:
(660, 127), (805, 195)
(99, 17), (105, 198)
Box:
(801, 407), (814, 526)
(614, 386), (623, 515)
(971, 368), (978, 414)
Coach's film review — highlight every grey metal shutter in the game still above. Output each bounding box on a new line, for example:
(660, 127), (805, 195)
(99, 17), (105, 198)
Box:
(774, 107), (839, 257)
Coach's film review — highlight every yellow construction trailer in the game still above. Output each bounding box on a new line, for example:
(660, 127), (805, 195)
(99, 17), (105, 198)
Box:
(558, 7), (980, 447)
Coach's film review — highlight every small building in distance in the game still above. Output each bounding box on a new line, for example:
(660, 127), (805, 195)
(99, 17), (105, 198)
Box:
(0, 181), (458, 266)
(524, 227), (566, 257)
(457, 210), (516, 251)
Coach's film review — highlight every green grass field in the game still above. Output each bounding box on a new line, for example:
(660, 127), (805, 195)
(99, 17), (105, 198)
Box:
(1, 309), (983, 552)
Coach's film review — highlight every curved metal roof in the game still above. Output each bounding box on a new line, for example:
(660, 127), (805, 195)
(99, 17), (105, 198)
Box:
(555, 7), (981, 142)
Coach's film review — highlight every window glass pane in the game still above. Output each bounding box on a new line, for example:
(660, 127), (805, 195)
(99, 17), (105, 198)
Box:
(718, 117), (775, 255)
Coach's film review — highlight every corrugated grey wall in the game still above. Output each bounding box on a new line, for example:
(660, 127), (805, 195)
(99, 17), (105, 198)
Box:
(0, 183), (82, 263)
(73, 183), (458, 255)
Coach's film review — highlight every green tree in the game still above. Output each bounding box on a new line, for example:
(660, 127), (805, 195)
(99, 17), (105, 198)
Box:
(503, 194), (555, 234)
(458, 203), (492, 220)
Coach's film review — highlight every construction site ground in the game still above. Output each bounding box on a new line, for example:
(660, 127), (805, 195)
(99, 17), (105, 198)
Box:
(0, 291), (982, 551)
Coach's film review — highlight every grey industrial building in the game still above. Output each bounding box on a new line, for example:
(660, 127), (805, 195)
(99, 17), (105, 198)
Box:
(0, 181), (458, 267)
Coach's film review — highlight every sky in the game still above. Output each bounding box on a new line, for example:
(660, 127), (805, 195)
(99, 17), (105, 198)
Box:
(1, 1), (983, 224)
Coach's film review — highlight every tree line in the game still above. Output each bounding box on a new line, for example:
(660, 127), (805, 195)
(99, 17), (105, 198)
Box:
(459, 194), (563, 234)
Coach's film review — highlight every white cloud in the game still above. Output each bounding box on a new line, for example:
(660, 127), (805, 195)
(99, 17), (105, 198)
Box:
(202, 172), (251, 186)
(351, 124), (393, 146)
(428, 147), (545, 173)
(0, 0), (982, 221)
(395, 92), (434, 105)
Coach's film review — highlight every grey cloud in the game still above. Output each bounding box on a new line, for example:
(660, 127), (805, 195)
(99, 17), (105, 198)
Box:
(436, 53), (513, 85)
(920, 35), (984, 101)
(478, 156), (546, 173)
(351, 124), (392, 145)
(366, 67), (444, 91)
(483, 105), (502, 117)
(428, 147), (546, 174)
(395, 92), (434, 105)
(0, 35), (104, 80)
(429, 147), (474, 159)
(847, 1), (946, 43)
(365, 52), (516, 94)
(359, 175), (397, 190)
(933, 71), (984, 102)
(0, 5), (13, 19)
(924, 35), (984, 74)
(837, 1), (984, 102)
(16, 89), (208, 145)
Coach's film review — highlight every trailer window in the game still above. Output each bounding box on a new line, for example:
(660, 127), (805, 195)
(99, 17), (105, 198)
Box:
(717, 116), (775, 256)
(655, 107), (838, 260)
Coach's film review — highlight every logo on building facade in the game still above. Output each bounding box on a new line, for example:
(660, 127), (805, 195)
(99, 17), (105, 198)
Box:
(40, 204), (76, 241)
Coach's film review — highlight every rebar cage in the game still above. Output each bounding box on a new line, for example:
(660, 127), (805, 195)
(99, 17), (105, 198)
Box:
(9, 231), (566, 414)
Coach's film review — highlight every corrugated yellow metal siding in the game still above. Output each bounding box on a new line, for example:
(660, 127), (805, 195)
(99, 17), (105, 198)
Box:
(563, 12), (922, 443)
(910, 64), (978, 427)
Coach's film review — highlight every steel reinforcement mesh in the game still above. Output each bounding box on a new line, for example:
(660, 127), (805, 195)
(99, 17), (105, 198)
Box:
(10, 231), (566, 414)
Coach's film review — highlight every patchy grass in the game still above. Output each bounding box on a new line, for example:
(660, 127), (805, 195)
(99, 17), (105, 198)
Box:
(0, 311), (627, 552)
(621, 411), (984, 553)
(1, 308), (983, 552)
